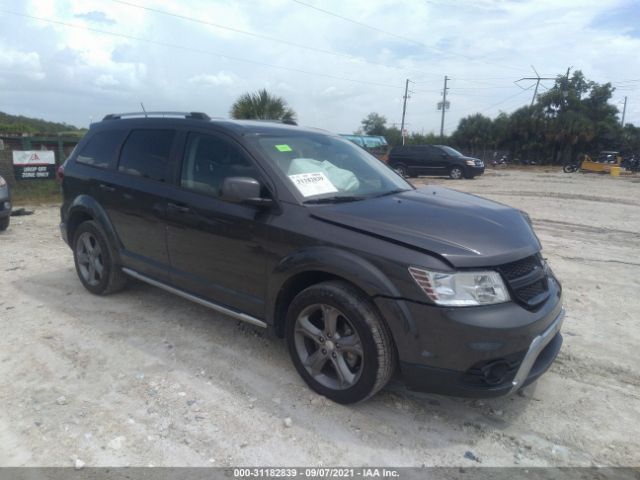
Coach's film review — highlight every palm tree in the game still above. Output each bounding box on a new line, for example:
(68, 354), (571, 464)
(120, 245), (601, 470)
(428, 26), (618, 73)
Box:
(230, 89), (297, 124)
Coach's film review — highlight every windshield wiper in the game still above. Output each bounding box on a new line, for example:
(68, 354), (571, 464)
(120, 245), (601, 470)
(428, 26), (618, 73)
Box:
(303, 195), (367, 204)
(371, 189), (410, 198)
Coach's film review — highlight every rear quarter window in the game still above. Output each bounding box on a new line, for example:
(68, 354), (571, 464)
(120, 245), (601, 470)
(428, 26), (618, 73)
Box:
(76, 130), (126, 169)
(118, 129), (176, 182)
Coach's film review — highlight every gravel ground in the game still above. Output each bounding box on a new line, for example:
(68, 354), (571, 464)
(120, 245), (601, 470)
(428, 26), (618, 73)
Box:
(0, 169), (638, 467)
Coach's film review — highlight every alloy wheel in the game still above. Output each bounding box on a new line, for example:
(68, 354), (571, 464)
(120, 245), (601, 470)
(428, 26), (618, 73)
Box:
(293, 303), (364, 390)
(76, 231), (104, 287)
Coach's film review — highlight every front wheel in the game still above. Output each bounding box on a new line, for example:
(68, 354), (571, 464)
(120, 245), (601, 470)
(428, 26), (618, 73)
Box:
(563, 164), (577, 173)
(449, 166), (463, 179)
(0, 216), (9, 231)
(285, 281), (396, 404)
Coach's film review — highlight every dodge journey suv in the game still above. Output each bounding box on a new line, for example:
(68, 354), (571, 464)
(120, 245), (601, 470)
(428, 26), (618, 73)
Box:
(60, 112), (564, 404)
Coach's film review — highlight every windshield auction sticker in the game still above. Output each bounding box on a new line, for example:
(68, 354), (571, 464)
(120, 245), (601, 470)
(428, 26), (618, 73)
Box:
(288, 172), (338, 197)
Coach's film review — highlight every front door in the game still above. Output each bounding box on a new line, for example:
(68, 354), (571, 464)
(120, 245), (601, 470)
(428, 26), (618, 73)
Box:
(165, 131), (271, 318)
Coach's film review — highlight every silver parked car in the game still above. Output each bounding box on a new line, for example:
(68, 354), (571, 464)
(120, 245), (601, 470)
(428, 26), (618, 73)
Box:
(0, 175), (11, 231)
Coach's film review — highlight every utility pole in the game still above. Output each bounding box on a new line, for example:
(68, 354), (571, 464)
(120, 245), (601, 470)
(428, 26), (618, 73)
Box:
(621, 96), (628, 127)
(515, 66), (555, 107)
(439, 75), (449, 141)
(400, 79), (410, 145)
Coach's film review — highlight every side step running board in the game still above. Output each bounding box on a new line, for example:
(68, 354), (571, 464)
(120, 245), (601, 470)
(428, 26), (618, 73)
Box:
(122, 268), (267, 329)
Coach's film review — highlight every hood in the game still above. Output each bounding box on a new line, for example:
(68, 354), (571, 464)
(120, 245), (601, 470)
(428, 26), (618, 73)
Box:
(310, 186), (540, 268)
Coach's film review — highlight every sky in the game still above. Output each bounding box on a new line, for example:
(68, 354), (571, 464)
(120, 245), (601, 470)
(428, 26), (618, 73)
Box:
(0, 0), (639, 134)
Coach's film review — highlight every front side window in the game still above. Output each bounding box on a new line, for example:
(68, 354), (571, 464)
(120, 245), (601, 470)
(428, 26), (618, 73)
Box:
(76, 130), (126, 168)
(252, 134), (411, 202)
(118, 130), (175, 182)
(439, 146), (464, 157)
(181, 132), (261, 197)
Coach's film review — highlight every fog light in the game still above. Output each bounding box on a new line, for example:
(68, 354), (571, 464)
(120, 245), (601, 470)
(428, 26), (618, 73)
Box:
(481, 360), (510, 386)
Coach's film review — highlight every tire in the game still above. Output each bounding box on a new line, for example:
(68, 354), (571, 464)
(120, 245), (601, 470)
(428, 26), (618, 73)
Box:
(73, 220), (127, 295)
(392, 163), (408, 178)
(0, 216), (9, 231)
(563, 164), (576, 173)
(449, 166), (463, 179)
(285, 280), (396, 404)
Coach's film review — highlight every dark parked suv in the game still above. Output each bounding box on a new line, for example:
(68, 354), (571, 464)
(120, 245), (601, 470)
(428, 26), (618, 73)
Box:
(60, 112), (563, 404)
(388, 145), (484, 179)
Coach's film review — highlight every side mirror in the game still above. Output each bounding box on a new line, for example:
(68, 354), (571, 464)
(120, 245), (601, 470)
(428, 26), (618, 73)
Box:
(221, 177), (273, 207)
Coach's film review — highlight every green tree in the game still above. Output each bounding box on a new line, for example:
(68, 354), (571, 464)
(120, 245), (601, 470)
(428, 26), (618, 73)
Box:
(360, 112), (387, 136)
(230, 89), (297, 123)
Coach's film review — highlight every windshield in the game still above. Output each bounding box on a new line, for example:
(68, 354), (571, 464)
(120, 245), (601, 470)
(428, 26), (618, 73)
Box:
(252, 134), (412, 202)
(438, 146), (464, 157)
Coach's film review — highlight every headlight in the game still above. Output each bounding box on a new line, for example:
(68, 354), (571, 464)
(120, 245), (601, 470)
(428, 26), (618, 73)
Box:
(408, 267), (510, 306)
(465, 160), (475, 166)
(0, 176), (6, 187)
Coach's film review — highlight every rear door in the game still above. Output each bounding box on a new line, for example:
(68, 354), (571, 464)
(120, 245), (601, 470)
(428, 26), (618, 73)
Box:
(411, 146), (433, 174)
(102, 128), (178, 282)
(164, 130), (272, 318)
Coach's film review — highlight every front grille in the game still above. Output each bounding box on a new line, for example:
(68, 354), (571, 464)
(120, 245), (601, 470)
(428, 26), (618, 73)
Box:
(499, 256), (538, 280)
(497, 255), (549, 309)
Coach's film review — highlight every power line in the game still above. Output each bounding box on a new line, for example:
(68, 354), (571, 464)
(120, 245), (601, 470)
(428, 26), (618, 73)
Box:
(515, 65), (555, 107)
(0, 9), (408, 91)
(444, 86), (532, 130)
(290, 0), (526, 72)
(291, 0), (422, 46)
(108, 0), (431, 78)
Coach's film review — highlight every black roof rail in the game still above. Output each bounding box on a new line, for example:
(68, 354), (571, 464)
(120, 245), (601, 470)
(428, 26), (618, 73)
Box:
(245, 119), (298, 126)
(102, 111), (210, 121)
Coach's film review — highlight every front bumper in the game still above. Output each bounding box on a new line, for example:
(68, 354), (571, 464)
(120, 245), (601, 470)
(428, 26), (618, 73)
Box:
(399, 308), (563, 397)
(375, 279), (564, 397)
(465, 165), (485, 177)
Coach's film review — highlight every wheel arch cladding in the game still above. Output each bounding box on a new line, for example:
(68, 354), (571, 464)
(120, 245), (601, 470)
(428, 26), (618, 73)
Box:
(268, 246), (415, 338)
(67, 195), (122, 262)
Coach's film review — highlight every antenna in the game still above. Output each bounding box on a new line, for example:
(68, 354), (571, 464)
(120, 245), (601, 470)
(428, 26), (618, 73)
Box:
(140, 102), (148, 117)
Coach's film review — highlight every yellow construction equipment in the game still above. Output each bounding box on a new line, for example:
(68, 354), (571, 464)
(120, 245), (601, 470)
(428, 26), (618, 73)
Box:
(580, 151), (622, 173)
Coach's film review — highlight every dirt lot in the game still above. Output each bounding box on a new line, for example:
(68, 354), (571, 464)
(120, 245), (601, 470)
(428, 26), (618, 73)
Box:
(0, 169), (639, 467)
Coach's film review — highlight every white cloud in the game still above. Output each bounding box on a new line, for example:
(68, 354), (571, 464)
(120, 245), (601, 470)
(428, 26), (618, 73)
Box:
(0, 0), (638, 130)
(0, 49), (45, 81)
(189, 71), (235, 87)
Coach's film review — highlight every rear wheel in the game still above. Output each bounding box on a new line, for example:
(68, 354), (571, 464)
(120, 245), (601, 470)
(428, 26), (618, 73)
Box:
(0, 216), (9, 231)
(73, 221), (127, 295)
(286, 281), (396, 404)
(392, 163), (408, 177)
(449, 166), (463, 179)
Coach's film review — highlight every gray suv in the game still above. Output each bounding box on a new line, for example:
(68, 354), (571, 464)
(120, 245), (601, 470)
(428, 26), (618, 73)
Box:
(60, 112), (563, 404)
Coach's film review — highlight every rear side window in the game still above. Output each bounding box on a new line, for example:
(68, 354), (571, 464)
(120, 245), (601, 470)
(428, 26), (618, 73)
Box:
(76, 130), (126, 169)
(118, 130), (176, 182)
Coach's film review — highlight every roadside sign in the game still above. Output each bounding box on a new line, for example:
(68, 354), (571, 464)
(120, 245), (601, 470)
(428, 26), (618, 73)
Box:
(12, 150), (56, 180)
